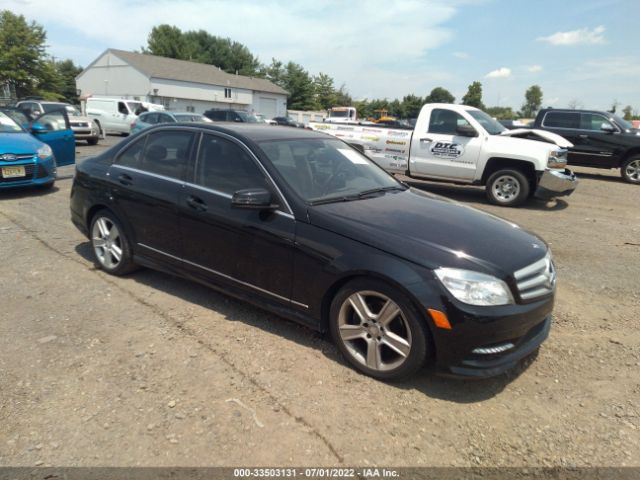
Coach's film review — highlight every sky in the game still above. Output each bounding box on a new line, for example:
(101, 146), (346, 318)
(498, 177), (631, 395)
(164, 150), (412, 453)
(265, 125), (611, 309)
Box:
(4, 0), (640, 111)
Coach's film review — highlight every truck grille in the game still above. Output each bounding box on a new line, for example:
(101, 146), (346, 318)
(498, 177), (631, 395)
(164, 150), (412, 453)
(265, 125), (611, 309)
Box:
(514, 252), (556, 301)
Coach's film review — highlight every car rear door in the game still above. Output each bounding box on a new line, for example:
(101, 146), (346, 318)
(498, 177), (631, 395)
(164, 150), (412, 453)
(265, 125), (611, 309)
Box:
(108, 128), (196, 265)
(30, 110), (75, 166)
(178, 132), (296, 304)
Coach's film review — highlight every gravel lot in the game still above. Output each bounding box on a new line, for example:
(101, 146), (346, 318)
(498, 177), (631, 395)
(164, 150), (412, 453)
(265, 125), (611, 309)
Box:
(0, 135), (638, 468)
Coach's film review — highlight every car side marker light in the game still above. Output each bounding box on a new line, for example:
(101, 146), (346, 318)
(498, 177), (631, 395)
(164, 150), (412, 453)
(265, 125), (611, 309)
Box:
(428, 309), (452, 330)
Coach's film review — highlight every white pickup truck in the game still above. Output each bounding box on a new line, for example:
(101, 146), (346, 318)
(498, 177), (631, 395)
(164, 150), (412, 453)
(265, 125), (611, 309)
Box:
(309, 103), (578, 207)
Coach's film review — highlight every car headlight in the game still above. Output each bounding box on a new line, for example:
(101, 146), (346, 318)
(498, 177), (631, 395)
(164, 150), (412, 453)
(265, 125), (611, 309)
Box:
(547, 149), (567, 169)
(434, 268), (514, 306)
(37, 144), (53, 160)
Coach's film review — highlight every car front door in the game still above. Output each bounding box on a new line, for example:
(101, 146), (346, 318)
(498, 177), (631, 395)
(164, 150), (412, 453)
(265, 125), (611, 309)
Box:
(30, 110), (75, 166)
(179, 132), (295, 305)
(108, 129), (196, 265)
(539, 111), (593, 166)
(409, 108), (482, 180)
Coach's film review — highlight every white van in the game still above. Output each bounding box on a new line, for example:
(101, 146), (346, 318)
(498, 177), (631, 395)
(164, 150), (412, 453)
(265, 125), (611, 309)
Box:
(86, 98), (144, 135)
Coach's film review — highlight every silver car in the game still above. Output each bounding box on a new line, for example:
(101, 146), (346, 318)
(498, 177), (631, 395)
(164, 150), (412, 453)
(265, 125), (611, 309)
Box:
(16, 100), (100, 145)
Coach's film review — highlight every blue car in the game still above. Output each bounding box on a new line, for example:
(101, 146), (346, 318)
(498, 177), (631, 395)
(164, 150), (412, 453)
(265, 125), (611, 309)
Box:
(0, 108), (75, 190)
(131, 111), (211, 134)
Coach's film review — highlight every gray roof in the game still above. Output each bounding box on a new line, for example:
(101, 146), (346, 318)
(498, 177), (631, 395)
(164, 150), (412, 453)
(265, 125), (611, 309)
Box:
(106, 49), (288, 96)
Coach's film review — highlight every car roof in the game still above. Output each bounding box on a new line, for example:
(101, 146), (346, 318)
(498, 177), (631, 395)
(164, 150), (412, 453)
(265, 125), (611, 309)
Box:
(157, 122), (329, 142)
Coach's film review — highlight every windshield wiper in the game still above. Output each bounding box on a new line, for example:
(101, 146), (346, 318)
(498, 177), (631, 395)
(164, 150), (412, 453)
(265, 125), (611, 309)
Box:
(309, 185), (406, 206)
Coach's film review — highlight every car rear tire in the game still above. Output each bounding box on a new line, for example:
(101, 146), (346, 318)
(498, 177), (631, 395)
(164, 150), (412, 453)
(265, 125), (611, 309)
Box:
(90, 210), (137, 275)
(87, 137), (99, 146)
(329, 278), (430, 381)
(486, 169), (530, 207)
(621, 156), (640, 184)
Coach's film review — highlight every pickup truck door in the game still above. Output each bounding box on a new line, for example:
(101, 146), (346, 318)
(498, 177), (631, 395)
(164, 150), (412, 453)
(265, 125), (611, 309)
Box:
(409, 108), (481, 181)
(30, 110), (76, 166)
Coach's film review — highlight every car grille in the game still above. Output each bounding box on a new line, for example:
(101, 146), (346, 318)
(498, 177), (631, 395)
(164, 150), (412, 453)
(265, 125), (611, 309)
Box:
(0, 153), (34, 162)
(0, 164), (36, 182)
(513, 252), (556, 301)
(71, 122), (89, 128)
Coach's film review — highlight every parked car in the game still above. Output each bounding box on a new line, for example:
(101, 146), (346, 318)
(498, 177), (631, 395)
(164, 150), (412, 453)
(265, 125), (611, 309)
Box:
(532, 108), (640, 184)
(71, 123), (555, 380)
(86, 97), (144, 136)
(16, 100), (100, 145)
(272, 116), (304, 128)
(254, 113), (276, 125)
(203, 109), (260, 123)
(0, 109), (75, 190)
(310, 103), (578, 207)
(131, 111), (211, 134)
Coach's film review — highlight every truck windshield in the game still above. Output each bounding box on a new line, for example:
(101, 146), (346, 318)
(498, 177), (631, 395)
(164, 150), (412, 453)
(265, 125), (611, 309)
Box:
(611, 114), (633, 130)
(259, 138), (404, 204)
(467, 110), (506, 135)
(330, 110), (350, 118)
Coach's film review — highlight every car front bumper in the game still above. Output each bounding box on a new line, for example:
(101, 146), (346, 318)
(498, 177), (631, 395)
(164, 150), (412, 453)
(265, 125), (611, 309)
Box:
(535, 168), (578, 199)
(71, 127), (99, 140)
(0, 157), (56, 189)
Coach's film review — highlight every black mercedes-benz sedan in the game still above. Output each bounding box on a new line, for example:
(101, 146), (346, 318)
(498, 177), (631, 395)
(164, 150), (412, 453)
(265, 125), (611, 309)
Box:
(70, 123), (556, 380)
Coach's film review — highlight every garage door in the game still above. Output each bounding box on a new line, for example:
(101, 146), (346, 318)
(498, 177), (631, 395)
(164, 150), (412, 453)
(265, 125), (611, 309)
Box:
(258, 97), (277, 119)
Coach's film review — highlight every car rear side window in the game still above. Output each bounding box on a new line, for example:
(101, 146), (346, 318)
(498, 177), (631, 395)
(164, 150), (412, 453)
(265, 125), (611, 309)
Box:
(143, 113), (158, 124)
(116, 131), (194, 180)
(543, 112), (580, 129)
(195, 134), (268, 195)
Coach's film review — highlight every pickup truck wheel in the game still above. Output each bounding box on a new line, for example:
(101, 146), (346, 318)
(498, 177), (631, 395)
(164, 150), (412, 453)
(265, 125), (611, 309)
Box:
(621, 157), (640, 184)
(486, 169), (530, 207)
(330, 278), (430, 381)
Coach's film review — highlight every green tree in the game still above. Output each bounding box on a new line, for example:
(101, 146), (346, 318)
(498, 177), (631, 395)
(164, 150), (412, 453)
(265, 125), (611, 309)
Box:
(55, 59), (83, 104)
(520, 85), (543, 118)
(333, 84), (352, 107)
(0, 10), (47, 98)
(461, 81), (485, 109)
(486, 106), (515, 120)
(400, 94), (423, 118)
(623, 105), (633, 121)
(282, 62), (316, 110)
(313, 72), (336, 110)
(144, 25), (187, 59)
(424, 87), (455, 104)
(260, 58), (286, 88)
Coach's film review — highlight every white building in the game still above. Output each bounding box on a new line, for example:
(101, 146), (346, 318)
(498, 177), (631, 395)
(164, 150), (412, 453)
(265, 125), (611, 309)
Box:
(76, 49), (288, 118)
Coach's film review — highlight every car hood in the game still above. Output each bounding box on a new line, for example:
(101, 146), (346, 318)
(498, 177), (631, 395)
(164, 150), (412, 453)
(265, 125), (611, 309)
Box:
(0, 132), (43, 154)
(69, 115), (94, 123)
(500, 128), (573, 148)
(307, 189), (547, 277)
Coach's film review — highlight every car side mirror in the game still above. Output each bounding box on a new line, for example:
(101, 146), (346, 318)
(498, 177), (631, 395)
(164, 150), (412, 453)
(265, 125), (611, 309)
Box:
(231, 188), (279, 209)
(30, 122), (51, 134)
(600, 123), (615, 133)
(456, 124), (478, 137)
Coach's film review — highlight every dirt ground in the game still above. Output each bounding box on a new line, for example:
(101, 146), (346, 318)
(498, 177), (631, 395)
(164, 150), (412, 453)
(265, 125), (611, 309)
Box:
(0, 135), (638, 468)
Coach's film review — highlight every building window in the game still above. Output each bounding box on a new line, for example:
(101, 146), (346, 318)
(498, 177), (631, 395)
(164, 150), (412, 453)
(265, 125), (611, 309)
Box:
(224, 88), (232, 99)
(186, 106), (195, 113)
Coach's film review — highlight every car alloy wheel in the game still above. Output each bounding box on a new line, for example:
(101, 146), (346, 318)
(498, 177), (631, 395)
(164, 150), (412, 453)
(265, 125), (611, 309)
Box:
(623, 158), (640, 183)
(92, 216), (124, 270)
(337, 290), (412, 372)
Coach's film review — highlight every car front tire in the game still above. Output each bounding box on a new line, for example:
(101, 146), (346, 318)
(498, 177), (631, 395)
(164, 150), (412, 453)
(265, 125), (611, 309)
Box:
(329, 278), (430, 381)
(90, 210), (137, 275)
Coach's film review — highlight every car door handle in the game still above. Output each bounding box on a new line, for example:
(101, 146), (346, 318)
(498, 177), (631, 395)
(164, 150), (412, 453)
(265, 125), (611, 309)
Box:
(578, 134), (589, 139)
(419, 137), (433, 143)
(186, 195), (207, 212)
(117, 173), (133, 186)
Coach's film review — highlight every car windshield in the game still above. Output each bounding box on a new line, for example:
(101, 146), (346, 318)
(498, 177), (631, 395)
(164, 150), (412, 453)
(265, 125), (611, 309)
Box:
(0, 111), (24, 133)
(259, 138), (405, 204)
(467, 109), (507, 135)
(174, 114), (207, 122)
(612, 114), (633, 130)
